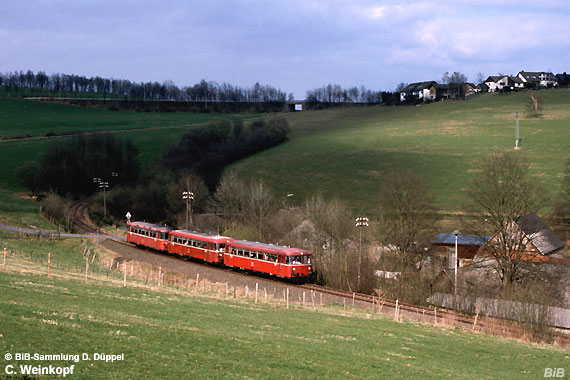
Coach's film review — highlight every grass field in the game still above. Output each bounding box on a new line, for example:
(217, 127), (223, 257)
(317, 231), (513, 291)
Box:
(231, 89), (570, 211)
(0, 98), (258, 139)
(0, 90), (568, 228)
(0, 237), (567, 379)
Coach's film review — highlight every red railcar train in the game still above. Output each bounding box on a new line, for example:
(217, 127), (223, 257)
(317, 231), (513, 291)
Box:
(127, 221), (172, 251)
(126, 221), (312, 279)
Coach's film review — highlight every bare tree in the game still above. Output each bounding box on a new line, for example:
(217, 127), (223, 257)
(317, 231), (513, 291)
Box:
(527, 91), (543, 117)
(376, 171), (439, 299)
(212, 171), (246, 224)
(466, 153), (548, 288)
(304, 195), (355, 290)
(475, 72), (485, 85)
(245, 179), (276, 241)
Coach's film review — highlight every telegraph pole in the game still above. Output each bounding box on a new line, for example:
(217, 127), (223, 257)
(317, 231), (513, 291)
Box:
(183, 191), (194, 229)
(355, 217), (369, 292)
(515, 112), (520, 149)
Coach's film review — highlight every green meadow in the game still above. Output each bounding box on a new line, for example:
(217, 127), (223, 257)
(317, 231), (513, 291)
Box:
(0, 89), (568, 228)
(231, 89), (570, 211)
(0, 238), (567, 379)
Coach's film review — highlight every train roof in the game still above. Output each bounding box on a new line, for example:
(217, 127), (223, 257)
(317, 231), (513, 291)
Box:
(229, 240), (311, 255)
(170, 229), (232, 242)
(129, 221), (172, 233)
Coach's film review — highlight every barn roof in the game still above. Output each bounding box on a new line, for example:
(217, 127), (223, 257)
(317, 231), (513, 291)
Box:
(513, 213), (565, 255)
(430, 233), (491, 246)
(401, 81), (437, 92)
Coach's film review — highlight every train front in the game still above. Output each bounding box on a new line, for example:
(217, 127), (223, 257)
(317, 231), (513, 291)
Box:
(282, 248), (313, 279)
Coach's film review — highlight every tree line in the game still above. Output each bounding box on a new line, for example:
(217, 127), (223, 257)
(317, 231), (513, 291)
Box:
(0, 70), (292, 102)
(305, 84), (384, 104)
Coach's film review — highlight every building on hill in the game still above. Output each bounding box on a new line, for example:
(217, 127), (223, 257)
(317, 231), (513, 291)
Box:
(484, 75), (525, 92)
(517, 71), (558, 88)
(399, 81), (437, 102)
(476, 83), (489, 92)
(464, 83), (477, 96)
(477, 213), (565, 262)
(555, 72), (570, 87)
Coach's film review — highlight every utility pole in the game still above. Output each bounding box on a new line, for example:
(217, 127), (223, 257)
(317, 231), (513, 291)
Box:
(183, 191), (194, 229)
(515, 112), (520, 149)
(355, 217), (369, 292)
(452, 230), (460, 296)
(100, 181), (109, 220)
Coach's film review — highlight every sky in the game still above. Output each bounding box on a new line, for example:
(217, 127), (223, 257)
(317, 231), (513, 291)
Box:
(1, 0), (569, 98)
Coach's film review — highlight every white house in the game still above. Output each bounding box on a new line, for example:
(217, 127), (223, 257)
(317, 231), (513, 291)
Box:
(517, 71), (558, 88)
(399, 81), (438, 102)
(484, 75), (524, 92)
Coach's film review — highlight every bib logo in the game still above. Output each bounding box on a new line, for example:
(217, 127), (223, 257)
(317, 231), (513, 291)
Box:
(544, 368), (565, 378)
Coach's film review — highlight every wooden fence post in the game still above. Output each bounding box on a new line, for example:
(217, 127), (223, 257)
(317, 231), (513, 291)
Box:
(395, 299), (399, 321)
(195, 273), (199, 295)
(473, 310), (480, 331)
(225, 282), (228, 299)
(85, 257), (89, 282)
(123, 263), (127, 287)
(159, 266), (162, 288)
(286, 288), (289, 309)
(48, 252), (51, 278)
(255, 283), (258, 304)
(311, 291), (315, 311)
(264, 288), (267, 303)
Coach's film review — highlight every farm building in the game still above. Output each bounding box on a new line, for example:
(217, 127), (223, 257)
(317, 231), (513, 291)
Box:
(430, 233), (491, 268)
(477, 213), (565, 262)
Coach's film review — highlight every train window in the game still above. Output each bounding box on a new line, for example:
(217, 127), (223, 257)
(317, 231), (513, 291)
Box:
(161, 233), (166, 239)
(291, 256), (302, 265)
(257, 251), (264, 260)
(270, 254), (277, 262)
(232, 248), (237, 255)
(219, 243), (225, 249)
(238, 249), (243, 256)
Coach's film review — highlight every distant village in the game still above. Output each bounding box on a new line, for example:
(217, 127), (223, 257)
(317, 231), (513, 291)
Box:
(399, 70), (570, 103)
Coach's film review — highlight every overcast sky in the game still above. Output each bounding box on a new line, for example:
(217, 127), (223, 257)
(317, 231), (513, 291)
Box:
(2, 0), (569, 98)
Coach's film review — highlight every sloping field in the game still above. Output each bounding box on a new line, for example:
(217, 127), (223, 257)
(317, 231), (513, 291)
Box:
(231, 89), (570, 211)
(0, 98), (257, 138)
(0, 90), (567, 226)
(0, 238), (567, 379)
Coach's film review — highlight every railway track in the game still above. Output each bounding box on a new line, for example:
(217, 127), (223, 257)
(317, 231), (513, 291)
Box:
(71, 203), (569, 345)
(69, 199), (98, 234)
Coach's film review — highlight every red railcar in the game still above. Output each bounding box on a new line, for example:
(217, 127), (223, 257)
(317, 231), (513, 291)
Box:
(225, 240), (312, 278)
(169, 230), (233, 264)
(127, 221), (172, 251)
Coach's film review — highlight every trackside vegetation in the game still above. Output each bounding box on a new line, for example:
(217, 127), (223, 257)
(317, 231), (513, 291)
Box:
(0, 238), (567, 380)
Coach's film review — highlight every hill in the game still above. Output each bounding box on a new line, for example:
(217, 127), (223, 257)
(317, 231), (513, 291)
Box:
(0, 90), (568, 229)
(230, 89), (570, 211)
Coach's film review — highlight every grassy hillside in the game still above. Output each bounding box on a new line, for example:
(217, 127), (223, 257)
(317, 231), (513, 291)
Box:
(231, 89), (570, 211)
(0, 98), (257, 138)
(0, 90), (568, 228)
(0, 238), (567, 379)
